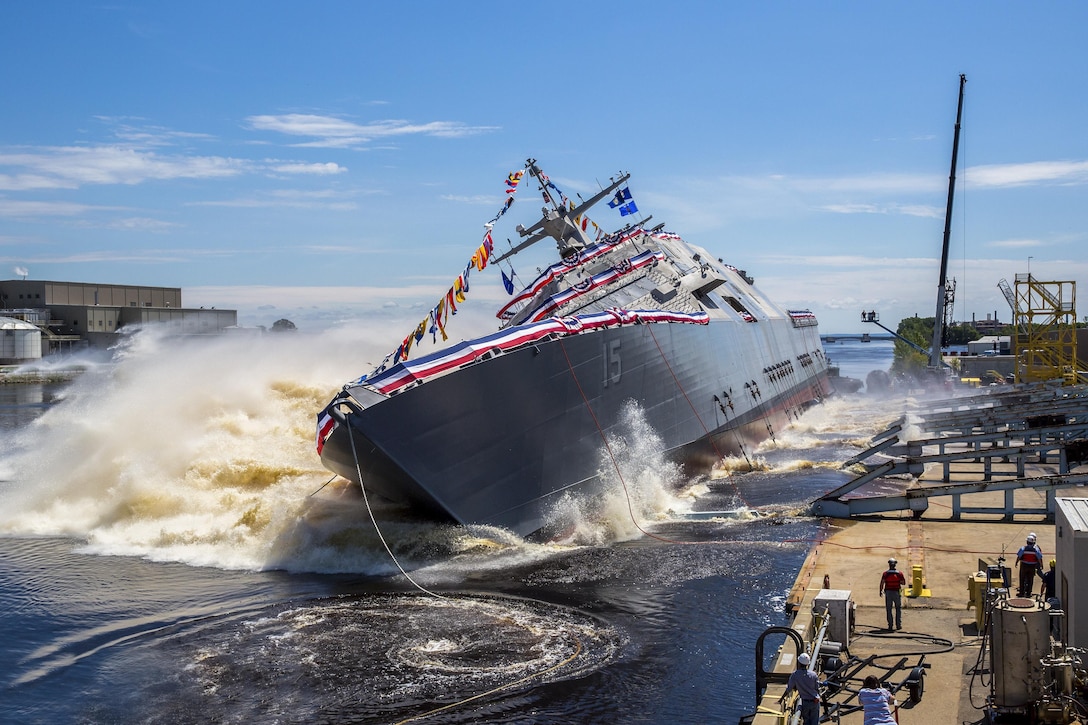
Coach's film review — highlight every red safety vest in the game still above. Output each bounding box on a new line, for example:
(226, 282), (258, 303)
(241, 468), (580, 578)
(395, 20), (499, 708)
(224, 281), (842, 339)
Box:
(882, 569), (905, 590)
(1020, 547), (1041, 566)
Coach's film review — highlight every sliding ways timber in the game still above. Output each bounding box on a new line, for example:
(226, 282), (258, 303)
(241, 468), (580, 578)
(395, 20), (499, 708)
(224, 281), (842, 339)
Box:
(814, 383), (1088, 520)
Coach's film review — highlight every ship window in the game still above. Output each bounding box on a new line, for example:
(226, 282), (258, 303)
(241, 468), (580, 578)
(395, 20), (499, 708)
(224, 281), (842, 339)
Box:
(695, 291), (719, 310)
(651, 287), (678, 304)
(724, 296), (753, 317)
(694, 278), (725, 296)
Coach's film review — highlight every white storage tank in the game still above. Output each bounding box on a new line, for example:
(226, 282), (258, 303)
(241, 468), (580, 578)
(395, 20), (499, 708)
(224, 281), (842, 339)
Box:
(991, 597), (1051, 708)
(0, 316), (42, 363)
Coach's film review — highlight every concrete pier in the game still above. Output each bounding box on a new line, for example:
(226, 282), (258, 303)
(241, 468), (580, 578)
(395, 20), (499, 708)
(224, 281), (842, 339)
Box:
(751, 485), (1081, 724)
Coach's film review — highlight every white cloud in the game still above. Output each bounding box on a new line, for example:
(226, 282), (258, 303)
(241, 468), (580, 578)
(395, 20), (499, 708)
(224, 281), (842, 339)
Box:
(97, 217), (180, 232)
(967, 160), (1088, 188)
(188, 195), (358, 211)
(245, 114), (499, 148)
(787, 172), (943, 195)
(268, 161), (347, 175)
(0, 199), (112, 217)
(2, 249), (190, 264)
(819, 202), (942, 218)
(440, 194), (501, 205)
(990, 238), (1043, 248)
(0, 145), (247, 190)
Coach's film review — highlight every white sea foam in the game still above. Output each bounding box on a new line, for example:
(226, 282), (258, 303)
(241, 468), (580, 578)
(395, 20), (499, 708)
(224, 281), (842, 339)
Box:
(0, 323), (404, 571)
(548, 400), (696, 545)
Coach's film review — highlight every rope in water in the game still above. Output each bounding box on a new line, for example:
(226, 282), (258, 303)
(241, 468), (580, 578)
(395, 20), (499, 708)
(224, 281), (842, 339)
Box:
(645, 325), (754, 509)
(347, 425), (445, 600)
(392, 635), (584, 725)
(343, 422), (588, 722)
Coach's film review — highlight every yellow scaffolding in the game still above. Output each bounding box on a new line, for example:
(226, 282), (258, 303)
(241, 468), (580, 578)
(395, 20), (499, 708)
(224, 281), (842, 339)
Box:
(1014, 274), (1079, 384)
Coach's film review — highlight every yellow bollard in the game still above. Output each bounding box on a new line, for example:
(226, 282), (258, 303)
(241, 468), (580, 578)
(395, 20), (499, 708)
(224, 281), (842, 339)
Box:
(908, 564), (932, 598)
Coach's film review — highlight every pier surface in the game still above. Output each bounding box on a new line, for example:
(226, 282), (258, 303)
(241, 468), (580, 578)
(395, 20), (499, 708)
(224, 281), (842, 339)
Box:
(754, 484), (1077, 725)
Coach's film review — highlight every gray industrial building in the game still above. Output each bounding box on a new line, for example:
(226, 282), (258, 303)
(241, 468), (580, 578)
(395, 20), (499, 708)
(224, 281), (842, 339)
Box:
(0, 279), (237, 354)
(1056, 497), (1088, 650)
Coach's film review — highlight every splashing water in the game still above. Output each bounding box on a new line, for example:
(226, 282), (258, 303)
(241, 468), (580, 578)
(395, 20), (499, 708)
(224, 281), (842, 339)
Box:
(712, 455), (771, 475)
(545, 400), (701, 546)
(0, 325), (405, 571)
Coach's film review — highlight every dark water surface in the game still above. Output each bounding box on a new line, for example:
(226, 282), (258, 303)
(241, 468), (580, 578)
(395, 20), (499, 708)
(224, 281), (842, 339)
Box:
(0, 335), (896, 724)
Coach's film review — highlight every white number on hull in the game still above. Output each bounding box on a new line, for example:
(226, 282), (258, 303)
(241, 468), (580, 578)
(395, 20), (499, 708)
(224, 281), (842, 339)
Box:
(604, 339), (622, 386)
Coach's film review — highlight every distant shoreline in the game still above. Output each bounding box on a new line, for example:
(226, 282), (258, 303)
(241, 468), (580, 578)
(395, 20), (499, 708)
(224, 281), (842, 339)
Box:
(0, 368), (84, 385)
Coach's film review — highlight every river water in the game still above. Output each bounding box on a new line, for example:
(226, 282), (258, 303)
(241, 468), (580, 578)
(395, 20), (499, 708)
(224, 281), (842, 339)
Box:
(0, 331), (898, 724)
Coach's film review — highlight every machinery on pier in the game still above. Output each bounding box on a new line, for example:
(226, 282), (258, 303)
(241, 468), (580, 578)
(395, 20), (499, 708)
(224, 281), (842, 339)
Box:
(970, 560), (1088, 723)
(749, 588), (930, 724)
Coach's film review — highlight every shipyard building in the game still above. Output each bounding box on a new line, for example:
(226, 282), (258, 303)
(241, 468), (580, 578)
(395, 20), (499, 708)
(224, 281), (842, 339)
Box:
(0, 280), (237, 360)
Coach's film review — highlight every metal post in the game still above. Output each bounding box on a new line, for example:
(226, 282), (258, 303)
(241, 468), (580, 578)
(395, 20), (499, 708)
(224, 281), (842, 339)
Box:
(930, 74), (967, 368)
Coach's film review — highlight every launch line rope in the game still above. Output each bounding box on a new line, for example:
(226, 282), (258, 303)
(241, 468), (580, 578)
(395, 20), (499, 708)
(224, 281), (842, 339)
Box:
(557, 338), (763, 545)
(557, 339), (670, 543)
(645, 325), (754, 509)
(347, 426), (446, 600)
(345, 425), (590, 723)
(392, 634), (584, 725)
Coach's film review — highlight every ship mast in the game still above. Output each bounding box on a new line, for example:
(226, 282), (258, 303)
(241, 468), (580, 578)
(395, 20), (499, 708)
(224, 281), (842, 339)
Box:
(929, 74), (966, 368)
(492, 159), (631, 264)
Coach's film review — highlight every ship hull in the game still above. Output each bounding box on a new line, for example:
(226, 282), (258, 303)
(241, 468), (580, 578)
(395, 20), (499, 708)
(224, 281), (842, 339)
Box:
(320, 316), (829, 536)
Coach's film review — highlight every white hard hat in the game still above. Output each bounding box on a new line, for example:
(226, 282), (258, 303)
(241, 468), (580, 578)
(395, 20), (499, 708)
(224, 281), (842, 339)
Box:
(888, 558), (897, 566)
(797, 653), (811, 666)
(1027, 533), (1037, 543)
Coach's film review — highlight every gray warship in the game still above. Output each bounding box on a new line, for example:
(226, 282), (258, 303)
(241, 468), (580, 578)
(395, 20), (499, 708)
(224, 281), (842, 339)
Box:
(316, 159), (832, 537)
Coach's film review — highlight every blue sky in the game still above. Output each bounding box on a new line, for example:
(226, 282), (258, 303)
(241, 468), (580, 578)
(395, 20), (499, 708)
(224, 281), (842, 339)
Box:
(3, 2), (1087, 336)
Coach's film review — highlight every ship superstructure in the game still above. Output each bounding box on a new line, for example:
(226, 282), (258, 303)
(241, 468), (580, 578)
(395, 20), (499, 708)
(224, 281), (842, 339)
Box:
(316, 159), (831, 536)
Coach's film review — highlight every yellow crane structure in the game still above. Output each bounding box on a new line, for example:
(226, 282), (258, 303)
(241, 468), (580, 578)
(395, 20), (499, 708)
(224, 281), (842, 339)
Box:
(999, 274), (1080, 384)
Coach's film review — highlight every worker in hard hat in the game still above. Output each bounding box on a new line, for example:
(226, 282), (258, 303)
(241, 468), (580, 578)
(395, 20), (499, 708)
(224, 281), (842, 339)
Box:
(1041, 559), (1060, 638)
(1015, 533), (1043, 597)
(1041, 559), (1056, 601)
(779, 651), (821, 725)
(879, 558), (906, 631)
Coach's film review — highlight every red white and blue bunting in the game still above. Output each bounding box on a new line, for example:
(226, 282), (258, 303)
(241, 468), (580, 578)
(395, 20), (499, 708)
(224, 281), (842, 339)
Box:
(315, 307), (710, 453)
(373, 167), (625, 375)
(523, 250), (665, 322)
(364, 308), (709, 395)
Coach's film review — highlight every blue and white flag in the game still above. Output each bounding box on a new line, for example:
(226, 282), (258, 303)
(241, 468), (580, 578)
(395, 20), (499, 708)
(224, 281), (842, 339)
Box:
(501, 268), (516, 295)
(608, 186), (633, 208)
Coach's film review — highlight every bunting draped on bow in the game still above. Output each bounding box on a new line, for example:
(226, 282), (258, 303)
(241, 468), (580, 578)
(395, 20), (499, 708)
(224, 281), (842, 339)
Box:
(378, 166), (528, 374)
